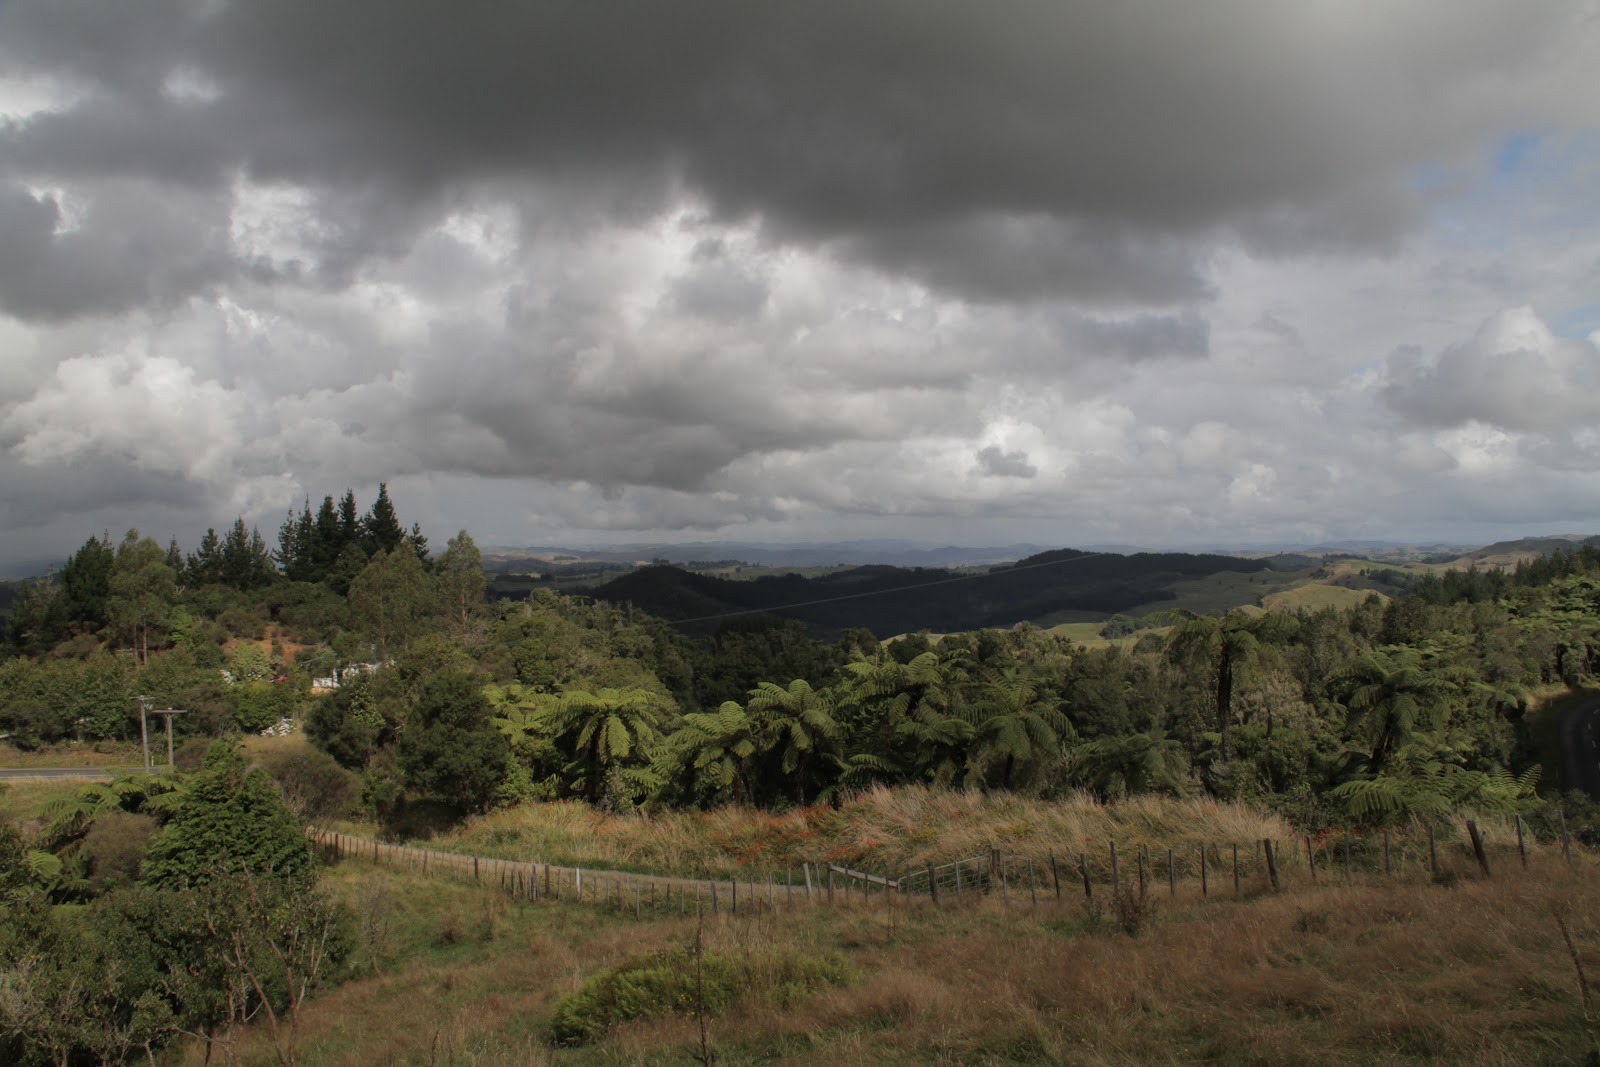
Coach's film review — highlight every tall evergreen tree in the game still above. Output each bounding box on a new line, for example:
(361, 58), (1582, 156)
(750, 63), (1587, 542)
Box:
(337, 488), (362, 546)
(275, 501), (315, 582)
(311, 495), (342, 580)
(60, 534), (115, 634)
(362, 483), (405, 555)
(407, 521), (430, 565)
(187, 528), (224, 586)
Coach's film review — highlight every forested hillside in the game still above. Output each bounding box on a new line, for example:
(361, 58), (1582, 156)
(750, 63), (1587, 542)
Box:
(3, 487), (1596, 825)
(583, 547), (1274, 636)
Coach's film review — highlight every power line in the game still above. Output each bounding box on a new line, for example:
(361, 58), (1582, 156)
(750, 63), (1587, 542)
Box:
(661, 550), (1104, 626)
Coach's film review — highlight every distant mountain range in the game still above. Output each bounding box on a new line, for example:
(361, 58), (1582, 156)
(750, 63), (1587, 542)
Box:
(483, 540), (1048, 570)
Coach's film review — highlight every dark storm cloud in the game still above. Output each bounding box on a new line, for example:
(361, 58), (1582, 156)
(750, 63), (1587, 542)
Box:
(3, 0), (1583, 309)
(0, 180), (233, 319)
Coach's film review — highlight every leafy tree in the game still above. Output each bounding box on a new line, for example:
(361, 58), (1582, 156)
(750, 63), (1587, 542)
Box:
(966, 673), (1072, 789)
(545, 686), (676, 803)
(395, 670), (511, 811)
(839, 650), (973, 787)
(747, 679), (840, 804)
(107, 530), (178, 663)
(1072, 732), (1190, 799)
(304, 672), (391, 769)
(1165, 611), (1294, 768)
(347, 545), (438, 657)
(2, 575), (67, 656)
(667, 701), (759, 804)
(436, 529), (486, 635)
(1336, 648), (1459, 774)
(142, 743), (311, 888)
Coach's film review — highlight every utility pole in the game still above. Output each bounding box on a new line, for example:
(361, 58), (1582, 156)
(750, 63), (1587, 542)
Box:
(132, 695), (153, 774)
(152, 709), (188, 773)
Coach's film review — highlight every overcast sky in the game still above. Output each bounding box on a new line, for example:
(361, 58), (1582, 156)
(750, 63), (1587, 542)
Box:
(1, 1), (1598, 566)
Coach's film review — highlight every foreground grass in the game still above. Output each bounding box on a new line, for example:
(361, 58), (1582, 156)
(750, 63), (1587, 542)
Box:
(0, 739), (142, 768)
(400, 787), (1300, 882)
(181, 849), (1600, 1066)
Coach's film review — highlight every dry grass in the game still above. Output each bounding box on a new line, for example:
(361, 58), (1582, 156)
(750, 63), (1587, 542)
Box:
(411, 787), (1300, 882)
(190, 854), (1600, 1066)
(0, 777), (84, 832)
(0, 740), (141, 769)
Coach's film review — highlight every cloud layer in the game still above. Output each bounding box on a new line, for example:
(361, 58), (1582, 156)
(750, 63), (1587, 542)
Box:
(1, 1), (1598, 559)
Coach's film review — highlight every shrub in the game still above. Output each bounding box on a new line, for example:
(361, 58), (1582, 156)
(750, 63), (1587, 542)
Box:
(547, 946), (856, 1046)
(253, 746), (361, 824)
(1111, 881), (1155, 937)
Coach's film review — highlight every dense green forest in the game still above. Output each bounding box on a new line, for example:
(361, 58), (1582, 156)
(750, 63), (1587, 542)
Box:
(2, 485), (1596, 825)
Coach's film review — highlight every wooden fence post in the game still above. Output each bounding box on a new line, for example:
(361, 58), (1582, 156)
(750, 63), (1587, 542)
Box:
(1383, 829), (1391, 876)
(1167, 848), (1175, 897)
(1559, 809), (1574, 868)
(1200, 844), (1208, 897)
(1515, 814), (1528, 869)
(1263, 839), (1279, 890)
(1079, 853), (1092, 901)
(1110, 841), (1119, 897)
(1466, 820), (1491, 877)
(928, 862), (940, 907)
(1028, 860), (1038, 908)
(803, 862), (813, 900)
(1427, 825), (1439, 876)
(1306, 835), (1316, 883)
(1049, 851), (1061, 900)
(1232, 844), (1240, 895)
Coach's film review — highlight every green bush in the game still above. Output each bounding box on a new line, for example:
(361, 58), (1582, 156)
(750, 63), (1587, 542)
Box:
(546, 946), (855, 1046)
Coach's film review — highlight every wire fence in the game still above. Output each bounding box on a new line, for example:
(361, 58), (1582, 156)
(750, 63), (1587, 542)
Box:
(311, 812), (1588, 920)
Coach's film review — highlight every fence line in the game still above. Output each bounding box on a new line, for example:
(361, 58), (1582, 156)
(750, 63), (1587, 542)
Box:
(310, 814), (1586, 918)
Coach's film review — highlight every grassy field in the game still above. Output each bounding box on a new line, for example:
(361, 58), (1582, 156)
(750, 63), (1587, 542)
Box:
(1261, 583), (1387, 612)
(1042, 621), (1165, 650)
(0, 740), (143, 768)
(173, 842), (1600, 1066)
(389, 788), (1300, 883)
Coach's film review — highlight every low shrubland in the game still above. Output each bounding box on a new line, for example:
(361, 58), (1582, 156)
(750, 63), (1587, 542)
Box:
(175, 843), (1600, 1066)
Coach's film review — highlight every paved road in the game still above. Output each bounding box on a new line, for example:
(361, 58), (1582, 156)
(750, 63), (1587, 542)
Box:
(1560, 698), (1600, 801)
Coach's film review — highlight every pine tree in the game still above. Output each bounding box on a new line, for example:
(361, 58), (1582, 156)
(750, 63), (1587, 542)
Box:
(338, 488), (361, 546)
(275, 501), (315, 582)
(311, 495), (341, 581)
(362, 483), (405, 555)
(187, 528), (224, 586)
(60, 534), (115, 634)
(408, 522), (430, 565)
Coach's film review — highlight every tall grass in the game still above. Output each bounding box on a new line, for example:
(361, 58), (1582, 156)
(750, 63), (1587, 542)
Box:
(190, 854), (1600, 1066)
(420, 786), (1297, 880)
